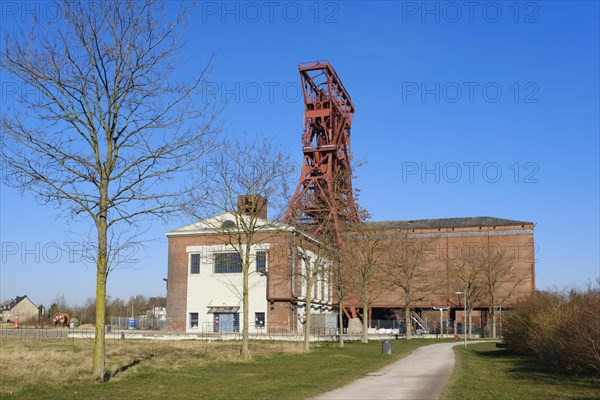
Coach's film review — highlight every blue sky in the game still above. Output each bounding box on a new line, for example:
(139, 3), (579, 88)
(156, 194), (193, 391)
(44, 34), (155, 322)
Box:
(1, 1), (599, 307)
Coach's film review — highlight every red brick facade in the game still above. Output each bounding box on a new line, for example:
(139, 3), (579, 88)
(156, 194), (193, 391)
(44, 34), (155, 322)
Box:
(166, 216), (535, 333)
(166, 226), (331, 332)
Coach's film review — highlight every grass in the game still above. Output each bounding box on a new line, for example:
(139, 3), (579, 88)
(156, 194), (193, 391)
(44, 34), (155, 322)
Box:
(441, 342), (600, 400)
(0, 337), (441, 399)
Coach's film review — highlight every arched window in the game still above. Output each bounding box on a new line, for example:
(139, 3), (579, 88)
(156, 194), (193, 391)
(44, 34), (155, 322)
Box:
(221, 220), (236, 230)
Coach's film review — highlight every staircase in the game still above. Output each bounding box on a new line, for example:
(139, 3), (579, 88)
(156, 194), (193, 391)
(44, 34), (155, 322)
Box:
(412, 311), (427, 332)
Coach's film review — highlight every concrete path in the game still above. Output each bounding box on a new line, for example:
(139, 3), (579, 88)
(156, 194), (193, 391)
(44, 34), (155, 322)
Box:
(313, 342), (461, 400)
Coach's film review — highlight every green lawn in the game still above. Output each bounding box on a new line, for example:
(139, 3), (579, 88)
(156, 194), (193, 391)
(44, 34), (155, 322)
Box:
(442, 342), (600, 400)
(6, 339), (439, 399)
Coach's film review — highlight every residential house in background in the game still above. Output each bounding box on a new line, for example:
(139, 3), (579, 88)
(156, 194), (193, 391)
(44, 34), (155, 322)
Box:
(147, 296), (167, 321)
(0, 295), (38, 323)
(137, 296), (168, 330)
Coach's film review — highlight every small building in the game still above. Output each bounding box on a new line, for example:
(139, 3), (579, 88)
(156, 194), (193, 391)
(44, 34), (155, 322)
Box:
(0, 295), (38, 323)
(147, 297), (167, 321)
(166, 197), (335, 334)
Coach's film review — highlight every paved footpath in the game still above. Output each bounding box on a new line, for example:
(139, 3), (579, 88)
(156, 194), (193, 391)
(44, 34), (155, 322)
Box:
(313, 342), (462, 400)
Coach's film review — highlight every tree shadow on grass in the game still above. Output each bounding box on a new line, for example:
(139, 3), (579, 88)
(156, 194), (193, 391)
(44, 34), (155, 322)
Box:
(472, 348), (513, 358)
(471, 346), (600, 399)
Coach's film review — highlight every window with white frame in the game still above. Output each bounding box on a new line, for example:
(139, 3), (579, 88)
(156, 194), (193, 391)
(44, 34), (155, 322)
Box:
(256, 251), (267, 272)
(299, 254), (309, 297)
(189, 312), (199, 328)
(190, 253), (200, 274)
(214, 252), (242, 274)
(255, 312), (265, 328)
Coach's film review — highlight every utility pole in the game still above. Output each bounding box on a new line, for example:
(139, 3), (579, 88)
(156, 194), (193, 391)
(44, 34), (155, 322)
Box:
(433, 306), (449, 338)
(129, 296), (136, 330)
(456, 290), (467, 348)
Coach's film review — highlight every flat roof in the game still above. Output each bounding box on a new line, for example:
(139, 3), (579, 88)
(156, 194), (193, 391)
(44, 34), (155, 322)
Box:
(365, 216), (533, 230)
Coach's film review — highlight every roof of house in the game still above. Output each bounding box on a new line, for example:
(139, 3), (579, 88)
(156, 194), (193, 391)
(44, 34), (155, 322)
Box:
(365, 216), (533, 230)
(165, 212), (294, 237)
(165, 212), (331, 248)
(167, 215), (533, 238)
(148, 297), (167, 308)
(0, 295), (35, 311)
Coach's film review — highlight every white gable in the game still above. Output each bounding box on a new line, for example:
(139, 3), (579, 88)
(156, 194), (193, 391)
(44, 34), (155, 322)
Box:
(165, 212), (293, 237)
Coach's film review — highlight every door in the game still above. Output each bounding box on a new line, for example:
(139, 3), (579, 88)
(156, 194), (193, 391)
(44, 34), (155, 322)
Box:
(215, 313), (239, 333)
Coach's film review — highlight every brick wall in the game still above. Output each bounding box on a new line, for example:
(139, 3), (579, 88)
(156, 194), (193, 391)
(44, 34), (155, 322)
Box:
(346, 223), (535, 309)
(166, 221), (535, 332)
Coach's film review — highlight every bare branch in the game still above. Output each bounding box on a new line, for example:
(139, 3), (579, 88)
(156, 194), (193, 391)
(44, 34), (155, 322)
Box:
(0, 0), (220, 378)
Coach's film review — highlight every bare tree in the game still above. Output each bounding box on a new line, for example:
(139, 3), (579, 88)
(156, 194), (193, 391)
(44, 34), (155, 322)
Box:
(190, 136), (291, 358)
(79, 297), (97, 325)
(477, 245), (522, 338)
(447, 243), (524, 338)
(385, 234), (433, 339)
(0, 1), (219, 378)
(447, 244), (486, 338)
(342, 221), (388, 343)
(333, 253), (347, 347)
(51, 294), (68, 312)
(107, 297), (129, 320)
(293, 226), (334, 351)
(47, 294), (69, 325)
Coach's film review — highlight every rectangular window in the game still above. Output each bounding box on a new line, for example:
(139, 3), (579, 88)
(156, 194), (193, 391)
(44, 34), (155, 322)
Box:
(214, 252), (242, 274)
(190, 254), (200, 274)
(256, 251), (267, 272)
(233, 313), (240, 332)
(190, 312), (198, 329)
(255, 312), (265, 328)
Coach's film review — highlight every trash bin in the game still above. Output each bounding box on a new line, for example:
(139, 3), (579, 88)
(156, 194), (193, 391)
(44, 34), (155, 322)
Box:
(382, 340), (391, 355)
(106, 325), (112, 333)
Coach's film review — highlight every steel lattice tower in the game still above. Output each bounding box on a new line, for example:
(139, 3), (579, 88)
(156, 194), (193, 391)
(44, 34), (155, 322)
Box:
(284, 61), (359, 240)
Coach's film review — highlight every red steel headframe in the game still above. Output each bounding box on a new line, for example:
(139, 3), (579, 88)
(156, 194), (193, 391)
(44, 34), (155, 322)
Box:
(284, 61), (359, 240)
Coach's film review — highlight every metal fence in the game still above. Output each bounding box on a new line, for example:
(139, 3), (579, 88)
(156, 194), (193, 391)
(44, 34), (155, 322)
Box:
(369, 319), (489, 337)
(369, 319), (435, 335)
(109, 316), (166, 331)
(184, 321), (340, 341)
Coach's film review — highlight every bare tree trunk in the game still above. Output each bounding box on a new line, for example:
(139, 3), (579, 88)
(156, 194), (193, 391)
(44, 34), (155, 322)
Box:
(304, 281), (313, 351)
(93, 186), (108, 378)
(491, 306), (497, 338)
(93, 265), (107, 378)
(490, 293), (498, 338)
(338, 305), (344, 348)
(304, 259), (316, 351)
(468, 309), (473, 338)
(405, 307), (412, 340)
(362, 303), (369, 343)
(241, 247), (250, 358)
